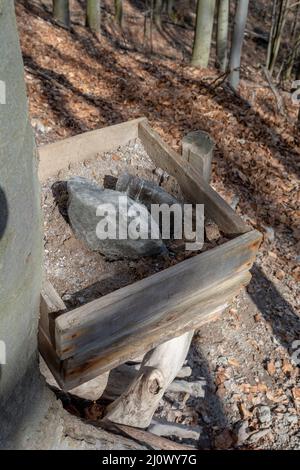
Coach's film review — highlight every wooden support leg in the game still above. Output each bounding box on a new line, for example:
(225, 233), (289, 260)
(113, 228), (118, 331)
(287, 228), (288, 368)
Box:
(105, 130), (216, 428)
(182, 130), (214, 182)
(104, 332), (194, 428)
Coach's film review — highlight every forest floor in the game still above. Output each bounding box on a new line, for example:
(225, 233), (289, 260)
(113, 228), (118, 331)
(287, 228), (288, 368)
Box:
(16, 0), (300, 449)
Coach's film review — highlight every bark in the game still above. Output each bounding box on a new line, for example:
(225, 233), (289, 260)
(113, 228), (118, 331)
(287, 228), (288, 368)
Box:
(216, 0), (229, 72)
(0, 0), (56, 448)
(114, 0), (123, 28)
(53, 0), (70, 27)
(0, 1), (144, 451)
(191, 0), (216, 68)
(86, 0), (101, 35)
(228, 0), (249, 90)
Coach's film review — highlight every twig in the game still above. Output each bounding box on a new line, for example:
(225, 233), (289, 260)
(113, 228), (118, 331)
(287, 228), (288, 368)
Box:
(262, 66), (286, 115)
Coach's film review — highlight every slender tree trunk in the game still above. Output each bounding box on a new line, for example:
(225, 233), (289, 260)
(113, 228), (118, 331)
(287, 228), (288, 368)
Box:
(228, 0), (249, 90)
(216, 0), (229, 72)
(53, 0), (70, 27)
(191, 0), (216, 68)
(266, 0), (290, 76)
(284, 2), (300, 79)
(154, 0), (164, 28)
(114, 0), (123, 28)
(266, 0), (278, 70)
(166, 0), (174, 18)
(86, 0), (101, 36)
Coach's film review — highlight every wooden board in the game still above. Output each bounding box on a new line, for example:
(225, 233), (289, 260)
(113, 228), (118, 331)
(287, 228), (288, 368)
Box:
(139, 121), (249, 236)
(38, 117), (146, 181)
(55, 230), (260, 361)
(60, 270), (250, 389)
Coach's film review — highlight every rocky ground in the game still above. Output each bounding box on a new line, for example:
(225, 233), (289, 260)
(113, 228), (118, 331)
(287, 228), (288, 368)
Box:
(17, 0), (300, 450)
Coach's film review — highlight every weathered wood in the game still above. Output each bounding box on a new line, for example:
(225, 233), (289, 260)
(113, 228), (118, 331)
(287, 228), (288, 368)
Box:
(40, 280), (66, 345)
(38, 118), (146, 181)
(149, 420), (202, 441)
(60, 270), (251, 389)
(182, 130), (214, 182)
(104, 331), (194, 427)
(102, 421), (196, 450)
(55, 231), (260, 362)
(138, 121), (249, 235)
(37, 121), (261, 394)
(39, 281), (111, 395)
(101, 363), (194, 401)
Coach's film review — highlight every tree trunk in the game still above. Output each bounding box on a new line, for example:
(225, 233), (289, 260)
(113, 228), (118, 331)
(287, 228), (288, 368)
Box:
(266, 0), (290, 76)
(228, 0), (249, 90)
(86, 0), (101, 36)
(114, 0), (123, 28)
(0, 1), (144, 451)
(216, 0), (229, 72)
(53, 0), (70, 27)
(0, 0), (44, 447)
(167, 0), (175, 18)
(154, 0), (164, 29)
(283, 2), (300, 79)
(191, 0), (216, 68)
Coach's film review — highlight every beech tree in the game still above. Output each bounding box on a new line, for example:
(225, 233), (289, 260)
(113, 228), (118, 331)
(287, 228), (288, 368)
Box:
(154, 0), (164, 28)
(228, 0), (249, 89)
(216, 0), (229, 72)
(191, 0), (216, 68)
(53, 0), (70, 27)
(0, 0), (142, 451)
(86, 0), (101, 36)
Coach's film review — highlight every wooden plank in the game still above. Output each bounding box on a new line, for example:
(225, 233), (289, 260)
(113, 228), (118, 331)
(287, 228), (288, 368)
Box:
(39, 281), (67, 388)
(139, 121), (249, 235)
(38, 328), (64, 388)
(40, 280), (66, 345)
(60, 270), (251, 389)
(38, 117), (146, 181)
(55, 230), (261, 363)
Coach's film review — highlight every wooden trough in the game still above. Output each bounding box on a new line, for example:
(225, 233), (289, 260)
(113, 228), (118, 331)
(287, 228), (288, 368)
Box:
(38, 118), (261, 412)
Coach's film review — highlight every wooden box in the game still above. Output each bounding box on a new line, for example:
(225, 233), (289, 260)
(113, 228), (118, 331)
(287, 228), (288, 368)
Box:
(38, 118), (261, 390)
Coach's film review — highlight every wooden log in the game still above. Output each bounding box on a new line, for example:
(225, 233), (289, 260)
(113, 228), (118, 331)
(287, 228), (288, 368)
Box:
(138, 121), (249, 235)
(104, 331), (194, 427)
(182, 130), (214, 182)
(55, 231), (260, 362)
(62, 270), (251, 389)
(102, 421), (196, 450)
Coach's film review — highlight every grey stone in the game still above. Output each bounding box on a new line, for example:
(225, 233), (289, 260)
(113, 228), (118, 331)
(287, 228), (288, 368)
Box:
(67, 177), (165, 260)
(257, 405), (272, 424)
(286, 414), (298, 425)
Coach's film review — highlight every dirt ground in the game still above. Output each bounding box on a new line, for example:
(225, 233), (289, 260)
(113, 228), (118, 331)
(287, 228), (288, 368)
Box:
(17, 0), (300, 449)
